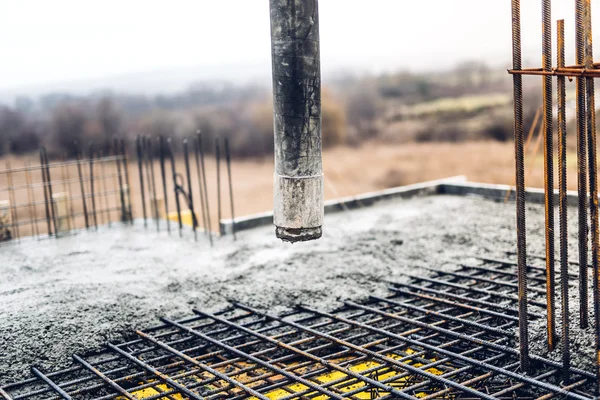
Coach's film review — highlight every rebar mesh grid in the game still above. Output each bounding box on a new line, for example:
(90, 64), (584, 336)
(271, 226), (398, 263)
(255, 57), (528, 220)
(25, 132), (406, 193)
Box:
(0, 145), (131, 245)
(0, 134), (236, 246)
(2, 257), (597, 399)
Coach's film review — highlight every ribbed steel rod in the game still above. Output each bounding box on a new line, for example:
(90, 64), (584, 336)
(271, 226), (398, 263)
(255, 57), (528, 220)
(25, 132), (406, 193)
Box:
(511, 0), (530, 372)
(120, 138), (132, 223)
(135, 136), (147, 227)
(576, 0), (589, 330)
(88, 143), (98, 229)
(215, 137), (222, 235)
(23, 161), (39, 238)
(557, 18), (571, 381)
(42, 147), (58, 236)
(158, 136), (170, 234)
(75, 147), (89, 230)
(542, 0), (556, 353)
(113, 137), (126, 222)
(198, 133), (213, 245)
(145, 136), (159, 231)
(225, 137), (236, 240)
(39, 147), (52, 237)
(183, 138), (197, 241)
(30, 367), (71, 400)
(167, 138), (182, 236)
(583, 0), (600, 392)
(71, 354), (135, 400)
(193, 135), (209, 236)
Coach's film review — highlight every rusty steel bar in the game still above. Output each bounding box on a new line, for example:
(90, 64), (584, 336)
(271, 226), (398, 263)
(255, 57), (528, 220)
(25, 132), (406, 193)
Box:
(511, 0), (530, 372)
(135, 136), (147, 227)
(113, 137), (126, 222)
(193, 135), (209, 236)
(143, 137), (154, 219)
(167, 138), (183, 236)
(120, 138), (133, 224)
(30, 367), (71, 400)
(88, 143), (98, 229)
(145, 136), (159, 231)
(215, 137), (222, 235)
(75, 147), (89, 230)
(542, 0), (556, 353)
(509, 67), (600, 77)
(5, 161), (20, 242)
(576, 0), (589, 330)
(42, 147), (58, 237)
(106, 343), (202, 400)
(583, 0), (600, 392)
(557, 18), (571, 381)
(225, 137), (236, 240)
(183, 138), (197, 240)
(158, 136), (170, 234)
(71, 355), (135, 400)
(61, 155), (75, 232)
(198, 133), (213, 245)
(39, 147), (52, 237)
(24, 161), (39, 238)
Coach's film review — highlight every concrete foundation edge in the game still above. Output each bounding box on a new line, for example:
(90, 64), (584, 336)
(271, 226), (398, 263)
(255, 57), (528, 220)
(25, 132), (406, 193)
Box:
(219, 175), (468, 236)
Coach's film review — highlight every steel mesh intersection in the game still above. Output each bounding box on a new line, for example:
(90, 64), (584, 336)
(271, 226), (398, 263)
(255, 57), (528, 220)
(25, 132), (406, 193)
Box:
(2, 257), (598, 399)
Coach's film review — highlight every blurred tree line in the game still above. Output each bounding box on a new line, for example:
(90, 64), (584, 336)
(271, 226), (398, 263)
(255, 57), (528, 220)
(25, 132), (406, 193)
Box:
(0, 61), (536, 160)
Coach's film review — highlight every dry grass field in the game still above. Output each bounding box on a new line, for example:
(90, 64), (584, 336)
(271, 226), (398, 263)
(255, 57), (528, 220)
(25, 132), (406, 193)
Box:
(0, 140), (575, 239)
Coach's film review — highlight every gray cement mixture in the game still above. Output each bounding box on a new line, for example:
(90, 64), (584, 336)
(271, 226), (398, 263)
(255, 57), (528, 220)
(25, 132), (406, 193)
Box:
(0, 194), (595, 384)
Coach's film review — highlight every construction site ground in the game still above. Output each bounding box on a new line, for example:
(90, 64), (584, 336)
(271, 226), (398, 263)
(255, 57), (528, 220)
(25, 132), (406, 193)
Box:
(0, 193), (594, 385)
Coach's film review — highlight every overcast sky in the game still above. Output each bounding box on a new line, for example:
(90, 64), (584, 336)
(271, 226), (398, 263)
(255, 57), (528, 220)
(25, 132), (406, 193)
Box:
(0, 1), (598, 92)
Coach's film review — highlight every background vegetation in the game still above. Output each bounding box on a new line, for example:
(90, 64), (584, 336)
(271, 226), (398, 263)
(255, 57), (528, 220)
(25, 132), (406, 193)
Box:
(0, 61), (546, 160)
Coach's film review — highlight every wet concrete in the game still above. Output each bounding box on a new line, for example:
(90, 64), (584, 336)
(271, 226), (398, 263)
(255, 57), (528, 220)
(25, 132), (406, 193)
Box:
(0, 194), (595, 383)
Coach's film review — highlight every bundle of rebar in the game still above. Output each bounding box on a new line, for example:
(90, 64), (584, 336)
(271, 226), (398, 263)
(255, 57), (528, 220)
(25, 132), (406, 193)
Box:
(509, 0), (600, 391)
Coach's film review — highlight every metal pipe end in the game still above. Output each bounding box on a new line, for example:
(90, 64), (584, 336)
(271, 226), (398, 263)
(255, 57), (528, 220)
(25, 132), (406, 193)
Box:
(276, 226), (322, 243)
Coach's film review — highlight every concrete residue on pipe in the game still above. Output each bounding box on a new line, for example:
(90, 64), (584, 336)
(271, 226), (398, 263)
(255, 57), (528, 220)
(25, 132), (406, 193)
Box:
(270, 0), (323, 243)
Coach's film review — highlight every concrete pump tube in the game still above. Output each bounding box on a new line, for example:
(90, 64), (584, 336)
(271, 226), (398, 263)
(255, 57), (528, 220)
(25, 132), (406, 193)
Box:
(270, 0), (324, 243)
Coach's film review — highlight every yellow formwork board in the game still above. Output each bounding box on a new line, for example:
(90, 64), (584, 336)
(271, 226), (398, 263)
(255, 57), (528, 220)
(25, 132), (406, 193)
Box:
(167, 210), (195, 227)
(126, 349), (444, 400)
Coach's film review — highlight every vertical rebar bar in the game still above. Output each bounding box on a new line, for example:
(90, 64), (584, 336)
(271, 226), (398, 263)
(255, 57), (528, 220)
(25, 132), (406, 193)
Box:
(88, 142), (98, 229)
(168, 138), (183, 236)
(198, 133), (213, 246)
(194, 135), (209, 236)
(76, 145), (89, 230)
(183, 138), (197, 241)
(215, 137), (222, 235)
(557, 18), (570, 381)
(136, 136), (147, 228)
(511, 0), (530, 373)
(42, 147), (58, 237)
(24, 161), (40, 238)
(159, 136), (170, 234)
(583, 0), (600, 392)
(61, 155), (75, 232)
(575, 0), (589, 330)
(40, 147), (52, 237)
(143, 137), (153, 219)
(225, 137), (236, 240)
(98, 149), (111, 227)
(120, 138), (133, 224)
(5, 161), (20, 242)
(114, 137), (126, 222)
(146, 136), (159, 231)
(542, 0), (556, 353)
